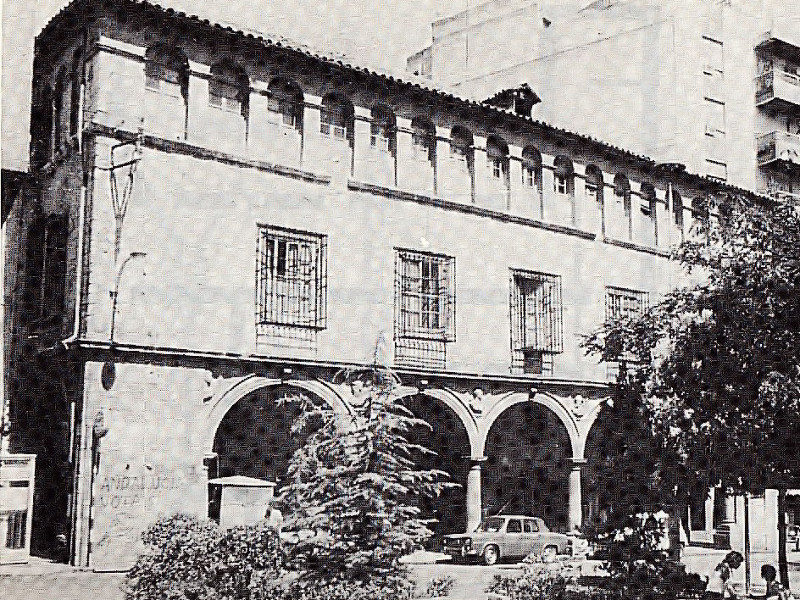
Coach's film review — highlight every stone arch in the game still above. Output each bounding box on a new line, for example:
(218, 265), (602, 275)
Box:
(206, 378), (350, 503)
(480, 392), (579, 531)
(201, 375), (350, 454)
(481, 392), (580, 459)
(400, 389), (475, 535)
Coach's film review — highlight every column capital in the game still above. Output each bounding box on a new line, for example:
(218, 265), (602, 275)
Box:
(464, 455), (488, 463)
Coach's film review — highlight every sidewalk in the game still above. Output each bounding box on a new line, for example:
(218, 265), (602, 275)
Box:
(0, 557), (126, 600)
(681, 546), (800, 595)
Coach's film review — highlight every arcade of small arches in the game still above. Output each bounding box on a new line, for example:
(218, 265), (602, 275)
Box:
(202, 374), (615, 536)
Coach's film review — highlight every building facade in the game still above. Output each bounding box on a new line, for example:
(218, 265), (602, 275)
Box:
(409, 0), (800, 203)
(5, 0), (762, 570)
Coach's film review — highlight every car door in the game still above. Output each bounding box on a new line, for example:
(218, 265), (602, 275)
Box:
(504, 518), (524, 558)
(522, 518), (542, 557)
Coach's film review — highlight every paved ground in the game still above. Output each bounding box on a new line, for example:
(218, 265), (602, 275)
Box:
(2, 547), (799, 600)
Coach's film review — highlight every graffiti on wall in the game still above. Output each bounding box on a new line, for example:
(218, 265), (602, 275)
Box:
(91, 462), (204, 568)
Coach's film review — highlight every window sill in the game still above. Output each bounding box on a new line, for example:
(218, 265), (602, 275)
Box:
(348, 179), (596, 241)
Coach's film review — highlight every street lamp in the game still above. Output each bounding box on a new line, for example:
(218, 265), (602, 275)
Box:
(109, 251), (147, 344)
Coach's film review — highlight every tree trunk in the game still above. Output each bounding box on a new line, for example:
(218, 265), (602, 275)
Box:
(778, 486), (789, 589)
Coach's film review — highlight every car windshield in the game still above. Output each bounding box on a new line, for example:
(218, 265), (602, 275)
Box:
(477, 517), (505, 532)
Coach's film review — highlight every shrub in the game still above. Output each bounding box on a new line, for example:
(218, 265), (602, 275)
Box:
(424, 575), (455, 597)
(268, 572), (416, 600)
(486, 561), (570, 600)
(124, 514), (283, 600)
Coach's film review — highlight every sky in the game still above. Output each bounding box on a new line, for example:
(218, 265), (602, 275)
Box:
(1, 0), (465, 171)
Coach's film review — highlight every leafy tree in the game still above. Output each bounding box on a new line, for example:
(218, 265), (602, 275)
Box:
(585, 196), (800, 588)
(276, 366), (455, 594)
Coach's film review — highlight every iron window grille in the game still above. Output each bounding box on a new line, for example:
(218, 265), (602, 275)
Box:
(256, 226), (327, 331)
(605, 286), (648, 376)
(5, 510), (27, 549)
(606, 287), (648, 322)
(395, 249), (455, 368)
(510, 270), (563, 375)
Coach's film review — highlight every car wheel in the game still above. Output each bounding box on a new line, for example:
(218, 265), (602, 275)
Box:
(541, 545), (558, 562)
(483, 544), (500, 566)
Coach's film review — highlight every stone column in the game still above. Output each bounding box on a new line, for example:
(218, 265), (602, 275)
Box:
(466, 457), (486, 533)
(568, 459), (586, 532)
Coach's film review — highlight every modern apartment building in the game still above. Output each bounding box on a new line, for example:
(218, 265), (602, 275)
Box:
(5, 0), (767, 569)
(409, 0), (800, 202)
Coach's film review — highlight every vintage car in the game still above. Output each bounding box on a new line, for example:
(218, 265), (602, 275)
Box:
(440, 515), (572, 565)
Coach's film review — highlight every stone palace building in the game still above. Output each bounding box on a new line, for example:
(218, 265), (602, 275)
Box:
(2, 0), (769, 569)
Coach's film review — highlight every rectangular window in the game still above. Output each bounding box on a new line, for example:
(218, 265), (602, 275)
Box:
(705, 159), (727, 182)
(267, 97), (297, 128)
(523, 168), (535, 188)
(702, 36), (724, 74)
(605, 286), (648, 376)
(489, 157), (505, 179)
(256, 226), (326, 330)
(209, 81), (243, 114)
(606, 286), (648, 322)
(554, 174), (567, 195)
(146, 63), (183, 98)
(395, 250), (455, 369)
(585, 184), (598, 204)
(371, 131), (392, 153)
(24, 215), (68, 325)
(510, 270), (563, 375)
(320, 106), (350, 140)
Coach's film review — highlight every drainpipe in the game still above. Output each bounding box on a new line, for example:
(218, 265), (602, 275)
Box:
(61, 178), (86, 350)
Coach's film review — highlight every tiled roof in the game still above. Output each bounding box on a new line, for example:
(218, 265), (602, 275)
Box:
(38, 0), (767, 202)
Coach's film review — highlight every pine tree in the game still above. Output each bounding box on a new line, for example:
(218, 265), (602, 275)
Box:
(277, 366), (455, 587)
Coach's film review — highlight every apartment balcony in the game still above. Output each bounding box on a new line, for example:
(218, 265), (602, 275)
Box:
(756, 29), (800, 64)
(760, 188), (800, 204)
(756, 69), (800, 111)
(757, 131), (800, 171)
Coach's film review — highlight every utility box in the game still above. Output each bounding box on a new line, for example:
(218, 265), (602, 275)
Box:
(208, 476), (275, 529)
(0, 454), (36, 564)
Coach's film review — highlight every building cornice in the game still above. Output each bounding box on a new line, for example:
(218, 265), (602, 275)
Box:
(48, 338), (613, 394)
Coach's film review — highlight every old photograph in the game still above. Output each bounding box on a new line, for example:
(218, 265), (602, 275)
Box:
(2, 1), (799, 599)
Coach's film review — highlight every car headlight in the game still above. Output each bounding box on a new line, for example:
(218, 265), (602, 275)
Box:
(463, 538), (472, 550)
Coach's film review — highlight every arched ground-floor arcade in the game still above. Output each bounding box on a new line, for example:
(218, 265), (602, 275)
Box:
(41, 355), (623, 569)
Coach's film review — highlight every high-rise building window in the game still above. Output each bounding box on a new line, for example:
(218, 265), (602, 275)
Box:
(510, 270), (563, 375)
(394, 249), (455, 369)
